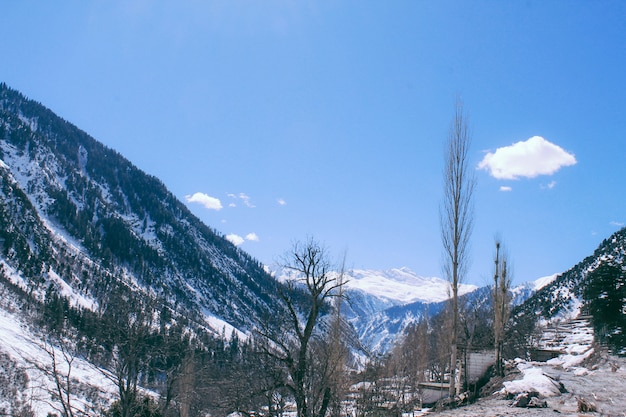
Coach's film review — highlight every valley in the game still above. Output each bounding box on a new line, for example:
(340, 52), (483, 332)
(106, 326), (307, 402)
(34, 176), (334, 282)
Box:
(0, 83), (625, 416)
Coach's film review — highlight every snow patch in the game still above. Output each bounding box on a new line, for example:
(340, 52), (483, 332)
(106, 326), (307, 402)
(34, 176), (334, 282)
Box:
(0, 308), (117, 415)
(533, 273), (558, 291)
(503, 361), (563, 397)
(48, 269), (98, 311)
(547, 348), (595, 369)
(203, 310), (248, 341)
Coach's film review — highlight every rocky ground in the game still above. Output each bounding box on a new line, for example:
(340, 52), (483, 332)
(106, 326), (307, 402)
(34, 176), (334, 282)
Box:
(428, 316), (626, 417)
(436, 357), (624, 416)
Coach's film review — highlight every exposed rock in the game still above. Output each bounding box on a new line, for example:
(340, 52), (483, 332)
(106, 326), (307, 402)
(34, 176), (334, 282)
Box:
(577, 397), (597, 412)
(527, 397), (548, 408)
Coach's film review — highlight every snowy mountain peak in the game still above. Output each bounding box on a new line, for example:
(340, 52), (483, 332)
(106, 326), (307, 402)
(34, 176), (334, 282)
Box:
(344, 267), (478, 304)
(532, 273), (559, 291)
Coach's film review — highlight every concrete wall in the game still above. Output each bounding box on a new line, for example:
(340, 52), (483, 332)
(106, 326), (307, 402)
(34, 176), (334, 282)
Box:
(465, 350), (496, 383)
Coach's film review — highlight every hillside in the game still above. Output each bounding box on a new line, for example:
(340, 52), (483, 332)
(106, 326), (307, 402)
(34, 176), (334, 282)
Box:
(0, 83), (297, 414)
(0, 83), (285, 332)
(510, 226), (626, 356)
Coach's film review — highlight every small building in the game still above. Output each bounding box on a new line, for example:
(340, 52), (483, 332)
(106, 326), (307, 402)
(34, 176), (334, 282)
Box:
(462, 348), (496, 384)
(417, 381), (450, 405)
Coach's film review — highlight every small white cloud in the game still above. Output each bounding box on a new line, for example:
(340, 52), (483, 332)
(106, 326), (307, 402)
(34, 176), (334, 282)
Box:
(185, 192), (223, 210)
(610, 221), (624, 227)
(540, 180), (557, 190)
(245, 232), (259, 242)
(277, 198), (287, 206)
(499, 186), (512, 192)
(227, 192), (256, 208)
(478, 136), (576, 180)
(226, 234), (245, 246)
(239, 193), (255, 208)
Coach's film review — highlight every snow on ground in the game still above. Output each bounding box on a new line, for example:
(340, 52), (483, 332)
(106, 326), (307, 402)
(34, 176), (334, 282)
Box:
(203, 309), (249, 341)
(429, 353), (626, 416)
(502, 360), (564, 398)
(532, 273), (558, 291)
(427, 317), (626, 417)
(0, 307), (117, 415)
(48, 269), (99, 311)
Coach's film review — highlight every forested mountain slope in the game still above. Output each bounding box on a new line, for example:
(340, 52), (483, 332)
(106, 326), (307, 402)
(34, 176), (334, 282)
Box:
(0, 83), (313, 414)
(510, 227), (626, 355)
(0, 83), (283, 333)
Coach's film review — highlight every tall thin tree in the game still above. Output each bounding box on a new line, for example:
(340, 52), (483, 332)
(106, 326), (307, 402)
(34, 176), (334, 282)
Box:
(440, 100), (475, 397)
(493, 238), (511, 376)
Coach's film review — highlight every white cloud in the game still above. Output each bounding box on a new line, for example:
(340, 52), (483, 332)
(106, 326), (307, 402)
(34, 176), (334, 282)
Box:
(277, 198), (287, 206)
(227, 192), (256, 208)
(226, 232), (259, 245)
(226, 234), (245, 246)
(541, 180), (557, 190)
(239, 193), (255, 208)
(610, 221), (624, 227)
(478, 136), (576, 180)
(499, 186), (512, 192)
(185, 192), (223, 210)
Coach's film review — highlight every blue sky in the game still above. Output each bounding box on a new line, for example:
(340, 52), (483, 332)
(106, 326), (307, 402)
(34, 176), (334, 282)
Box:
(1, 1), (625, 286)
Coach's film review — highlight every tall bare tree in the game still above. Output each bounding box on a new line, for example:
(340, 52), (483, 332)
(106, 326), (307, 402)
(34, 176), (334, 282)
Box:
(440, 100), (475, 397)
(493, 239), (511, 376)
(257, 237), (346, 417)
(325, 253), (350, 417)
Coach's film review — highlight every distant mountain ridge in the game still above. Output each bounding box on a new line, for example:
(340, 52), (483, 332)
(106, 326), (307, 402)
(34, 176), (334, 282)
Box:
(340, 268), (546, 353)
(344, 267), (477, 304)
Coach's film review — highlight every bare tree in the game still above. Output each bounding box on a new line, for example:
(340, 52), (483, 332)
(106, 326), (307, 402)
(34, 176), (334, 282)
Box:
(26, 338), (83, 417)
(177, 350), (195, 417)
(325, 253), (350, 417)
(440, 100), (475, 397)
(257, 237), (346, 417)
(493, 239), (511, 376)
(97, 295), (154, 417)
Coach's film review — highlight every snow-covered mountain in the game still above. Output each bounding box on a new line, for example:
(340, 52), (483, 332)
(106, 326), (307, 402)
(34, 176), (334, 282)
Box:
(510, 229), (626, 356)
(344, 269), (556, 354)
(339, 268), (478, 353)
(509, 273), (558, 306)
(0, 83), (286, 331)
(0, 83), (296, 413)
(344, 267), (477, 305)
